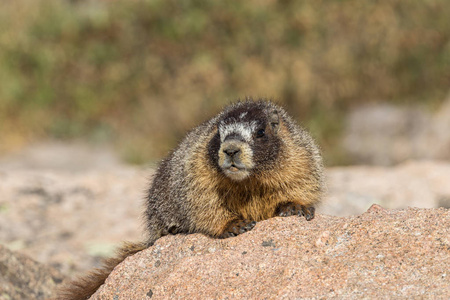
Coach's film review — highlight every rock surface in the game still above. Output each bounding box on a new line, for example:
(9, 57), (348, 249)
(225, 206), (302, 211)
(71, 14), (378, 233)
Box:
(1, 161), (449, 279)
(1, 153), (450, 299)
(0, 244), (66, 300)
(92, 207), (449, 299)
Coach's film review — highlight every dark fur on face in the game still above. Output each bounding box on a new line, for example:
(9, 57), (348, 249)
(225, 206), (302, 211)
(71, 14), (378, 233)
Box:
(207, 101), (282, 181)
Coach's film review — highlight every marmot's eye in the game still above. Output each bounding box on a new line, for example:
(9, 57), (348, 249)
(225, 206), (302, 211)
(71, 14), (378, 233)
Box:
(256, 129), (265, 138)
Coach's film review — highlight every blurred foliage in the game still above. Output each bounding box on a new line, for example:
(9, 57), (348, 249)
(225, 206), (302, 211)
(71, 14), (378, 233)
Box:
(0, 0), (449, 165)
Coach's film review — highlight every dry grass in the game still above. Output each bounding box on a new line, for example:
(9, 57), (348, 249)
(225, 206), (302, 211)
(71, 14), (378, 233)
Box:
(1, 0), (449, 165)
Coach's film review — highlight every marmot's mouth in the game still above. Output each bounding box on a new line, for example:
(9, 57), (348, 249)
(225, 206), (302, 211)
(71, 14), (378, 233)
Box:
(222, 163), (250, 181)
(229, 164), (240, 172)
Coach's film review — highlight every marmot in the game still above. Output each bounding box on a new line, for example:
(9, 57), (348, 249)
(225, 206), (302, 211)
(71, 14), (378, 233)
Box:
(60, 98), (324, 299)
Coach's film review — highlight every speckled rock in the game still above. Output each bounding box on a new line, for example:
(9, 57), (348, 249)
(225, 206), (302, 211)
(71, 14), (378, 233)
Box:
(1, 161), (450, 281)
(1, 155), (449, 299)
(0, 244), (66, 300)
(92, 207), (449, 299)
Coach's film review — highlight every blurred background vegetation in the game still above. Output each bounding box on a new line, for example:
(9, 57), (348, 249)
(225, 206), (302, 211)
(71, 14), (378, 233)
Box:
(0, 0), (449, 165)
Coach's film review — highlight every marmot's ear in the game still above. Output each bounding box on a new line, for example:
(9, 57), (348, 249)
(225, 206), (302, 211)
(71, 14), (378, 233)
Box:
(269, 110), (279, 133)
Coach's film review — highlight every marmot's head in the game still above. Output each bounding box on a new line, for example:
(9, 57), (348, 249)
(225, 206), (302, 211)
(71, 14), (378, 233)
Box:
(208, 101), (283, 181)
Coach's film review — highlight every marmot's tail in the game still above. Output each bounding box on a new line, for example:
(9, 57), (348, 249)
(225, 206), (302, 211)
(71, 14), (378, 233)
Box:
(58, 242), (147, 300)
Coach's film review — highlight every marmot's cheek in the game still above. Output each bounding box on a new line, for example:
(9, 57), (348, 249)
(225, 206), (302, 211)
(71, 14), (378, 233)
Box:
(218, 151), (227, 168)
(237, 146), (255, 170)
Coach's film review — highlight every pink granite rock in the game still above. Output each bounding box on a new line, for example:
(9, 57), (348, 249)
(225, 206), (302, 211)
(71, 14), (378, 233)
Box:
(92, 207), (449, 299)
(0, 244), (66, 299)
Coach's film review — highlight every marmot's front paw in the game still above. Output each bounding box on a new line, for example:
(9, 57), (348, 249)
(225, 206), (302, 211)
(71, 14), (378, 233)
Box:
(275, 202), (315, 221)
(219, 219), (256, 238)
(302, 206), (315, 221)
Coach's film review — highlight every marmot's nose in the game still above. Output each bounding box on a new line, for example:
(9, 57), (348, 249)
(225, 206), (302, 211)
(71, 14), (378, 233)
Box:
(223, 145), (241, 158)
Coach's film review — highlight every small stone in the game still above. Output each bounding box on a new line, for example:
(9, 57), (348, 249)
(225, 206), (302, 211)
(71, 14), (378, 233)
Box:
(147, 289), (153, 298)
(367, 204), (386, 213)
(261, 239), (276, 247)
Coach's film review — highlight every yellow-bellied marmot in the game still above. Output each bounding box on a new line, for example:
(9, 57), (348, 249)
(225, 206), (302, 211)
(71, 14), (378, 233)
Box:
(60, 98), (324, 299)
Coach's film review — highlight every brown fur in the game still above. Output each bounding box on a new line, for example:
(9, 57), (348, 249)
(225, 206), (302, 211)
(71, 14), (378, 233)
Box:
(188, 122), (321, 236)
(58, 99), (324, 299)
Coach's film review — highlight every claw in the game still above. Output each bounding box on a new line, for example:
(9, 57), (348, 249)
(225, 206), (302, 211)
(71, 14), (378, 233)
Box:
(219, 219), (256, 239)
(303, 206), (315, 221)
(276, 202), (315, 221)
